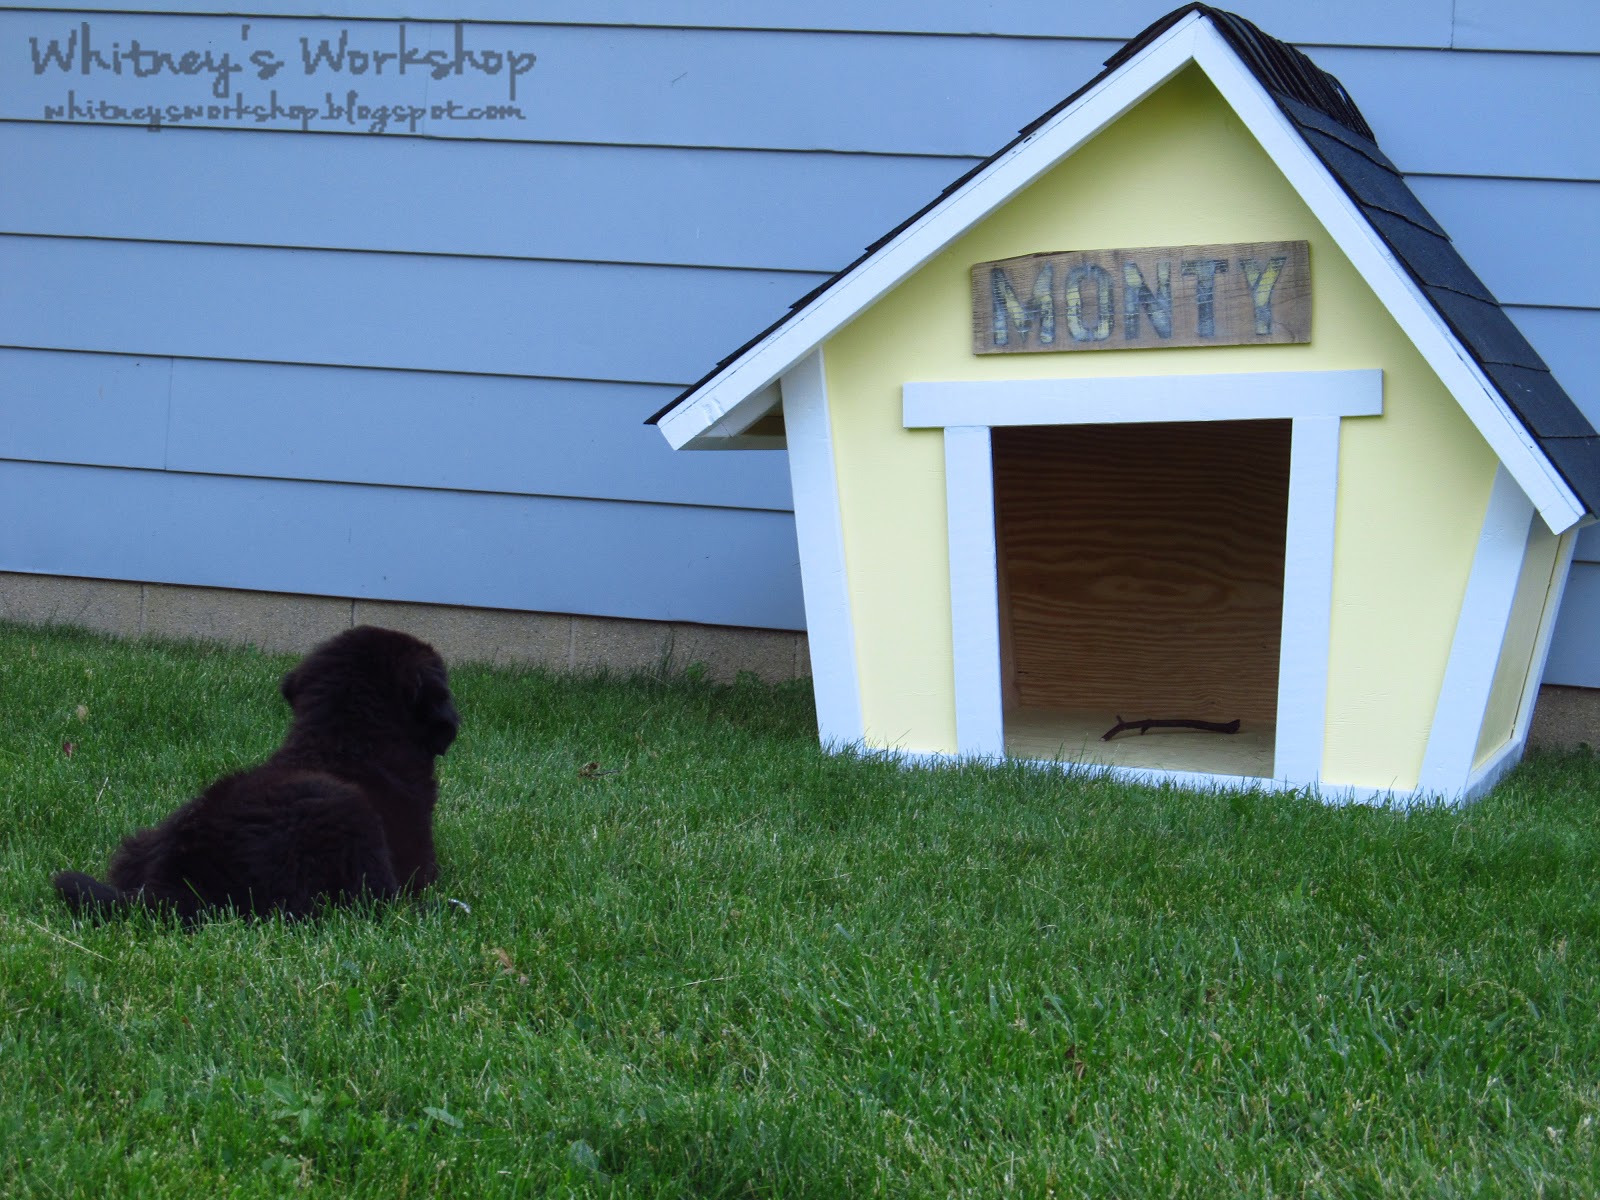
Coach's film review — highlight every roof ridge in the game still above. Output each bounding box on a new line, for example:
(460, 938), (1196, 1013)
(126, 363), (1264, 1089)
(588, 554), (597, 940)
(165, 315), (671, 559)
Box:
(1107, 6), (1375, 140)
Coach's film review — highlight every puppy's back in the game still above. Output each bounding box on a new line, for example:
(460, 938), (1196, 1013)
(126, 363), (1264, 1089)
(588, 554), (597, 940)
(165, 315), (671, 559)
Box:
(149, 767), (402, 917)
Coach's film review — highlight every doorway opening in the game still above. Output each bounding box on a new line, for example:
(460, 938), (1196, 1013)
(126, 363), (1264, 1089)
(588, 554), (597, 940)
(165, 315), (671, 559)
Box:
(991, 419), (1291, 775)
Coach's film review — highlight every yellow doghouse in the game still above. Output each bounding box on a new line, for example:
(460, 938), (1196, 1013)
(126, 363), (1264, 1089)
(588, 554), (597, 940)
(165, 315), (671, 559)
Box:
(653, 5), (1600, 804)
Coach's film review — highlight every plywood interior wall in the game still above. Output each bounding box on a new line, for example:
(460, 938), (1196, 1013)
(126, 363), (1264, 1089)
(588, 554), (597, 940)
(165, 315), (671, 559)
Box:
(992, 419), (1291, 722)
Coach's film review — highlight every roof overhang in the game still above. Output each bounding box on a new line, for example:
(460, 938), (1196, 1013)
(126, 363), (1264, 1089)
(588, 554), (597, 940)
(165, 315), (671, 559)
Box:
(655, 9), (1588, 533)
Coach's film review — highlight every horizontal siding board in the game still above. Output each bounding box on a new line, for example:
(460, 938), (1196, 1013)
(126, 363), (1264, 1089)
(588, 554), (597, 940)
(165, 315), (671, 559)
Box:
(1313, 47), (1600, 181)
(3, 1), (1458, 45)
(1545, 561), (1600, 686)
(0, 122), (972, 272)
(1454, 0), (1600, 53)
(0, 348), (171, 467)
(164, 358), (794, 509)
(1407, 178), (1600, 309)
(0, 348), (792, 510)
(0, 235), (825, 384)
(0, 460), (806, 628)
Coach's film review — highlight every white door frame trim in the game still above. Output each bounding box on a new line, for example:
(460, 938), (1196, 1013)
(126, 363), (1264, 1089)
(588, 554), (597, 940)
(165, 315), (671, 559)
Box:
(908, 368), (1382, 789)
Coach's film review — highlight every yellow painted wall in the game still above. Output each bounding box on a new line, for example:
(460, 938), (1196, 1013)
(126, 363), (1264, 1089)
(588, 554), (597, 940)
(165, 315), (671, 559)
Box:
(821, 65), (1499, 788)
(1474, 522), (1564, 768)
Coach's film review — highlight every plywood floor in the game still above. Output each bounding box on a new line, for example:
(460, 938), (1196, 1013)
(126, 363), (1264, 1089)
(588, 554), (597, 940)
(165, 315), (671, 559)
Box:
(1005, 707), (1276, 778)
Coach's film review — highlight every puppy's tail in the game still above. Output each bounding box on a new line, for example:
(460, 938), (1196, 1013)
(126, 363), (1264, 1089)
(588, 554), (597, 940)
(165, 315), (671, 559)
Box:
(52, 870), (138, 915)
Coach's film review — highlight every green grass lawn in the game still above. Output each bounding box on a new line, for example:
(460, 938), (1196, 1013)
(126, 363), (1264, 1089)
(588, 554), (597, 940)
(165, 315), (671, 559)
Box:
(4, 621), (1600, 1197)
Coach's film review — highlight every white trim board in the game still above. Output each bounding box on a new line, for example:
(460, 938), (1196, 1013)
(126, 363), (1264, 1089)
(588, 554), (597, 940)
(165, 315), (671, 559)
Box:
(920, 368), (1379, 790)
(779, 349), (865, 748)
(944, 426), (1006, 757)
(904, 369), (1382, 429)
(655, 10), (1583, 533)
(1273, 415), (1341, 785)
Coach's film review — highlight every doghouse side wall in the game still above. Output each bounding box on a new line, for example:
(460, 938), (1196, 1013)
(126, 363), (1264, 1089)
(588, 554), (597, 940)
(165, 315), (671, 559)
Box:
(820, 66), (1499, 787)
(1474, 519), (1566, 768)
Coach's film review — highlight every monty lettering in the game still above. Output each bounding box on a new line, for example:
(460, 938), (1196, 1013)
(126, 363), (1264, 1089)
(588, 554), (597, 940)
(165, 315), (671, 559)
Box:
(971, 240), (1311, 354)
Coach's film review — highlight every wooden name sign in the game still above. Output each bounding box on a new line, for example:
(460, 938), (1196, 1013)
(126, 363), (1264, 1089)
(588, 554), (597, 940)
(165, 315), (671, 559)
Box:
(971, 240), (1310, 355)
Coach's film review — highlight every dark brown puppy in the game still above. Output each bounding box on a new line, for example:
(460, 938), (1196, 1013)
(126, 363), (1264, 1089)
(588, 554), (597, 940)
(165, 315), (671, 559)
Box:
(52, 626), (458, 922)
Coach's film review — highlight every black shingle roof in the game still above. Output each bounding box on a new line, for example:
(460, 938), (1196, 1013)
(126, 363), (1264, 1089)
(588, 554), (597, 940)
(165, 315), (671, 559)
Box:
(651, 4), (1600, 519)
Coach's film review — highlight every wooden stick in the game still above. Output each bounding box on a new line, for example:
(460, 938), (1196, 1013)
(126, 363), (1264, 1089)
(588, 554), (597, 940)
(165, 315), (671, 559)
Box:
(1101, 716), (1241, 742)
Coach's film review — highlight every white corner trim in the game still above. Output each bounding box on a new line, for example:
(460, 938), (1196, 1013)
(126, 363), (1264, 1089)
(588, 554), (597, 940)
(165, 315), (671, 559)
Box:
(780, 349), (865, 748)
(943, 426), (1005, 756)
(904, 370), (1381, 429)
(928, 371), (1356, 790)
(1416, 465), (1536, 796)
(1272, 416), (1342, 785)
(1187, 23), (1583, 534)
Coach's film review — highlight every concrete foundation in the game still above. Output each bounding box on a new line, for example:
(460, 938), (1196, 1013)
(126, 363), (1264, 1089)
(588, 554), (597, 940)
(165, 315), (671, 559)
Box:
(0, 572), (811, 684)
(1526, 684), (1600, 753)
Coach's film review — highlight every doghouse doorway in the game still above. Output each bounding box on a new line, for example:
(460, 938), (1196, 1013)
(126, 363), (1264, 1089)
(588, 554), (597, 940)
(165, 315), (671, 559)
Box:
(992, 420), (1290, 776)
(905, 368), (1381, 785)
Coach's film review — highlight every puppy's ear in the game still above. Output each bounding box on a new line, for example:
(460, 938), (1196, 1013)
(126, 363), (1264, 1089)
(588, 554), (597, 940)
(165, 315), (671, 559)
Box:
(280, 665), (303, 710)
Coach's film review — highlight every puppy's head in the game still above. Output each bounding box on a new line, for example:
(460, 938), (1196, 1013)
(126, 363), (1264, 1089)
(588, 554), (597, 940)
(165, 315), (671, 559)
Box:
(282, 627), (459, 756)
